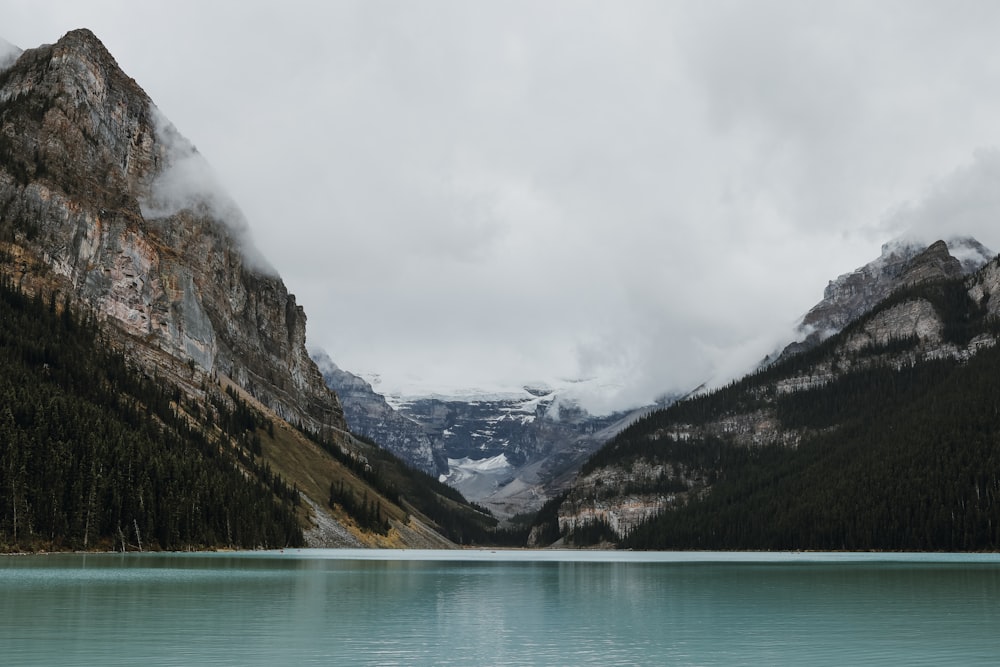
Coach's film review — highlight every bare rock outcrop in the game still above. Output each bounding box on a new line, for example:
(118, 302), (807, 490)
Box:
(777, 237), (991, 360)
(0, 29), (344, 435)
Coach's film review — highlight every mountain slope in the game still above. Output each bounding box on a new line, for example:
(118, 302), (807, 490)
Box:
(312, 350), (437, 471)
(625, 333), (1000, 550)
(0, 273), (303, 551)
(0, 28), (342, 435)
(0, 29), (498, 550)
(547, 240), (1000, 549)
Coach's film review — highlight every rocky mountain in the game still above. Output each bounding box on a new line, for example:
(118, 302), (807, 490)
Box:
(543, 238), (1000, 549)
(0, 29), (496, 549)
(314, 347), (659, 517)
(775, 237), (993, 360)
(396, 388), (653, 518)
(311, 350), (436, 470)
(0, 276), (307, 551)
(0, 29), (343, 436)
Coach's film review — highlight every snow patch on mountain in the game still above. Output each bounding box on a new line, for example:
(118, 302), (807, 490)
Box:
(439, 454), (514, 501)
(369, 373), (639, 419)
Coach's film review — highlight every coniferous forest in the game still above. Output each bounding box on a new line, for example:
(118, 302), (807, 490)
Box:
(0, 265), (512, 551)
(581, 278), (1000, 551)
(0, 272), (303, 551)
(621, 352), (1000, 550)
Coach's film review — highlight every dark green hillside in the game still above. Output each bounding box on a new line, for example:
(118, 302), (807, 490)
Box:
(568, 271), (1000, 551)
(0, 266), (512, 551)
(0, 272), (302, 552)
(585, 279), (999, 478)
(624, 347), (1000, 550)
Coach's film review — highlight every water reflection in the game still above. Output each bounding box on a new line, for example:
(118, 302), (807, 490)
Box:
(1, 553), (1000, 665)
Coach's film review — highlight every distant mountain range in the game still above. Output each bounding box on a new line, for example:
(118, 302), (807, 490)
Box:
(313, 350), (663, 517)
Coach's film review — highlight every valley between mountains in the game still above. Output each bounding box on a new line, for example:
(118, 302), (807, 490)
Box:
(3, 29), (1000, 552)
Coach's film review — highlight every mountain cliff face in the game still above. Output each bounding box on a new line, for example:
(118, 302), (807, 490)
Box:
(0, 29), (508, 550)
(396, 389), (649, 517)
(553, 239), (1000, 544)
(775, 237), (992, 360)
(0, 29), (344, 435)
(312, 350), (437, 470)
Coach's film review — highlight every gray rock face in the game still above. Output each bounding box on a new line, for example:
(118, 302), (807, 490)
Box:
(312, 350), (436, 471)
(897, 240), (964, 285)
(313, 344), (659, 517)
(840, 299), (944, 354)
(395, 390), (645, 516)
(0, 29), (344, 435)
(776, 237), (992, 360)
(968, 260), (1000, 318)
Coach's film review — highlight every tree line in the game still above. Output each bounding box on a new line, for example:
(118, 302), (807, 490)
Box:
(0, 272), (303, 551)
(565, 274), (1000, 551)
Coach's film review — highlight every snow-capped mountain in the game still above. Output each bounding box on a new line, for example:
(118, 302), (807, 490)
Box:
(313, 350), (664, 517)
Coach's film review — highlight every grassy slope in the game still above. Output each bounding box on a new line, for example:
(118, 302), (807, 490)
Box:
(220, 377), (479, 548)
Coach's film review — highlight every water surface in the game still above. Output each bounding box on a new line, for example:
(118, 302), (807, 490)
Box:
(2, 550), (999, 666)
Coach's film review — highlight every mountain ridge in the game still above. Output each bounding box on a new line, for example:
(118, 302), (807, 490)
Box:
(773, 236), (993, 362)
(317, 237), (993, 521)
(0, 28), (344, 436)
(543, 238), (1000, 549)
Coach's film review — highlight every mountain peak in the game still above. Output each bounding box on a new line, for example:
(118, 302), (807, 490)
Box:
(46, 28), (130, 71)
(898, 239), (962, 287)
(0, 27), (154, 207)
(773, 235), (993, 362)
(54, 27), (107, 52)
(1, 30), (345, 435)
(41, 27), (138, 94)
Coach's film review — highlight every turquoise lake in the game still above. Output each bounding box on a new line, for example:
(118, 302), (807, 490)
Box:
(2, 549), (1000, 665)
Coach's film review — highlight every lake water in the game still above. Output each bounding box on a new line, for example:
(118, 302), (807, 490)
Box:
(2, 549), (1000, 666)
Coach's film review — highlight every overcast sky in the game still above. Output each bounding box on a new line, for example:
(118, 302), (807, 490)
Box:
(8, 1), (1000, 411)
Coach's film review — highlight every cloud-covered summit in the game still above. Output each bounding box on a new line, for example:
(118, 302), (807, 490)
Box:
(140, 107), (275, 276)
(11, 2), (1000, 413)
(0, 36), (22, 70)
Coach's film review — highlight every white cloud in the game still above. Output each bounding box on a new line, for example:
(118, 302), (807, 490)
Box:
(881, 149), (1000, 247)
(9, 1), (1000, 413)
(0, 36), (20, 70)
(140, 107), (275, 276)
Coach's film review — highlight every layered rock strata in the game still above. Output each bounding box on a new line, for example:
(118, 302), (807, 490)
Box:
(0, 29), (344, 435)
